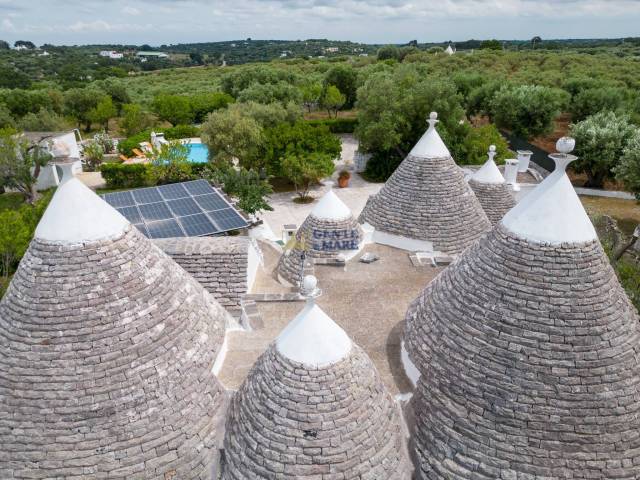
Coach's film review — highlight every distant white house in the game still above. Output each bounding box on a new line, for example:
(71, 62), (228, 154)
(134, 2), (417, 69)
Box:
(324, 47), (339, 53)
(136, 51), (168, 58)
(99, 50), (123, 59)
(445, 45), (456, 55)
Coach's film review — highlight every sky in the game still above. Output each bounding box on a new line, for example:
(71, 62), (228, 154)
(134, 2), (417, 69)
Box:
(0, 0), (639, 46)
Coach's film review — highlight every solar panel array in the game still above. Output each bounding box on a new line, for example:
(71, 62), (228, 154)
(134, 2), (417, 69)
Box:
(101, 180), (249, 239)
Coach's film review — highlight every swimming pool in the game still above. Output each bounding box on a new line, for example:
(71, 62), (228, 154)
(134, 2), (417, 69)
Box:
(186, 143), (209, 163)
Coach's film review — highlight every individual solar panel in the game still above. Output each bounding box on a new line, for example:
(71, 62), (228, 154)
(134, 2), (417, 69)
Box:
(133, 223), (149, 237)
(116, 206), (142, 224)
(210, 208), (248, 231)
(194, 193), (228, 212)
(138, 202), (173, 222)
(103, 191), (135, 208)
(166, 197), (202, 217)
(132, 187), (163, 204)
(179, 213), (217, 236)
(157, 183), (189, 200)
(146, 219), (185, 239)
(100, 180), (249, 238)
(183, 179), (215, 196)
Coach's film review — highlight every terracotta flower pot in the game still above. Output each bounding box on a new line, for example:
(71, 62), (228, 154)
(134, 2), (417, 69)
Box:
(338, 176), (350, 188)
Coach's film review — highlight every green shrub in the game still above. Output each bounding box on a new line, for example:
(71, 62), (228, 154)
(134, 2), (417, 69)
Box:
(118, 130), (151, 157)
(491, 84), (569, 138)
(100, 163), (150, 189)
(83, 141), (104, 172)
(571, 111), (637, 188)
(263, 121), (341, 177)
(570, 87), (628, 122)
(202, 164), (273, 214)
(615, 132), (640, 200)
(362, 151), (402, 182)
(462, 124), (512, 165)
(164, 125), (201, 140)
(148, 141), (193, 185)
(616, 258), (640, 311)
(306, 118), (357, 133)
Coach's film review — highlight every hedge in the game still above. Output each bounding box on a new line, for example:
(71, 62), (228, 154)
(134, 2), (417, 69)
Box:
(306, 117), (357, 133)
(100, 163), (150, 189)
(118, 125), (202, 157)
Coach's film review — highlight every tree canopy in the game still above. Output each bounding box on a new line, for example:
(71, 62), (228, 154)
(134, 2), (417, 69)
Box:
(571, 111), (637, 188)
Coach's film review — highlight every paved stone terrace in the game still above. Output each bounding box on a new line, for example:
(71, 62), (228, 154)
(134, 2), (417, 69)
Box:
(218, 242), (441, 396)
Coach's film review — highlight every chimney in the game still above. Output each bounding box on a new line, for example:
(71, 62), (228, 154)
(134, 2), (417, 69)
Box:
(516, 150), (533, 173)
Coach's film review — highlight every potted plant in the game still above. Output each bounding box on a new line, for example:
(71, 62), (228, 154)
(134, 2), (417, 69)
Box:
(338, 170), (351, 188)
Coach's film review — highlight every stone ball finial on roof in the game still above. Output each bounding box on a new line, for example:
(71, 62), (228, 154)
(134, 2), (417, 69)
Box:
(301, 274), (319, 297)
(488, 144), (496, 156)
(427, 111), (439, 130)
(556, 136), (576, 155)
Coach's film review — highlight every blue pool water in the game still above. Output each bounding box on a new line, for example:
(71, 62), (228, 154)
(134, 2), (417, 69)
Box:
(186, 143), (209, 163)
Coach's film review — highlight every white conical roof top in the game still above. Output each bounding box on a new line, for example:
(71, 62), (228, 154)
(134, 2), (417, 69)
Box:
(502, 145), (596, 243)
(311, 189), (352, 221)
(409, 112), (450, 158)
(276, 298), (352, 367)
(35, 177), (129, 243)
(472, 146), (505, 184)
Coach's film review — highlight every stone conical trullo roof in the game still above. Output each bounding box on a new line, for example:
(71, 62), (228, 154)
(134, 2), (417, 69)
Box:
(404, 141), (640, 479)
(277, 189), (362, 286)
(359, 112), (491, 254)
(222, 276), (412, 479)
(468, 145), (517, 225)
(0, 177), (230, 479)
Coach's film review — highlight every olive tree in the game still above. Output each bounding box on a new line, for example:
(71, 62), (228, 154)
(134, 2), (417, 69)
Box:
(0, 130), (51, 204)
(491, 84), (569, 139)
(356, 65), (468, 179)
(570, 111), (636, 188)
(200, 106), (264, 168)
(615, 131), (640, 200)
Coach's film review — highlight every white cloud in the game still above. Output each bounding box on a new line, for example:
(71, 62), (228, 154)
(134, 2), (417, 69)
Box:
(3, 0), (640, 44)
(1, 18), (15, 31)
(68, 19), (151, 32)
(123, 6), (141, 15)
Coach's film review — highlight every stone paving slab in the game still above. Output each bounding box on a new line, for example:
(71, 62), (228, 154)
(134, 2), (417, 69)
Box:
(219, 242), (441, 395)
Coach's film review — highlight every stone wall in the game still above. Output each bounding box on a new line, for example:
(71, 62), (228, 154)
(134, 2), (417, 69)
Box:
(154, 236), (252, 318)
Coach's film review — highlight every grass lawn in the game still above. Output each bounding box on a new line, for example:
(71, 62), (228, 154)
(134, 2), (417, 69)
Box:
(0, 193), (25, 212)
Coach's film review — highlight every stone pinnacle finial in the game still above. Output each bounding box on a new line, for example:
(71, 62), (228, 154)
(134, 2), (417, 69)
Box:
(488, 145), (497, 162)
(427, 112), (439, 131)
(301, 275), (321, 301)
(550, 137), (577, 173)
